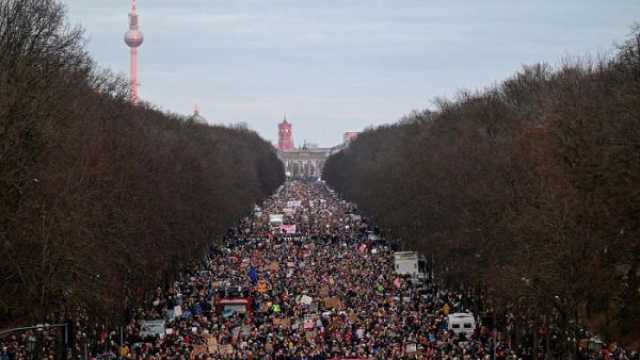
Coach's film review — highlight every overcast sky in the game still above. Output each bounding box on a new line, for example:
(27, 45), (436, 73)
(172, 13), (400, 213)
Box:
(62, 0), (639, 146)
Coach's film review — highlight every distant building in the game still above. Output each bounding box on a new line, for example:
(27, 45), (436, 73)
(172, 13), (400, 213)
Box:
(302, 141), (319, 149)
(275, 118), (345, 178)
(278, 147), (331, 178)
(343, 132), (360, 143)
(278, 116), (294, 151)
(190, 104), (207, 124)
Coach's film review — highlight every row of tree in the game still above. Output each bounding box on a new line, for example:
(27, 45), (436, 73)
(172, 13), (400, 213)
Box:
(0, 0), (284, 325)
(324, 30), (640, 353)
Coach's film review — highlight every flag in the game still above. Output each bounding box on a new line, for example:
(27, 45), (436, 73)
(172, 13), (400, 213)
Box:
(248, 266), (257, 285)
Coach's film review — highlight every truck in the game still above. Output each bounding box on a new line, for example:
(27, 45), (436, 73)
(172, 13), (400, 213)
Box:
(394, 251), (419, 277)
(393, 251), (429, 279)
(447, 312), (477, 338)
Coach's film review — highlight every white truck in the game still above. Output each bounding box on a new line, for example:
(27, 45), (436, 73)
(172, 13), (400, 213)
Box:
(447, 312), (477, 337)
(394, 251), (419, 277)
(394, 251), (429, 280)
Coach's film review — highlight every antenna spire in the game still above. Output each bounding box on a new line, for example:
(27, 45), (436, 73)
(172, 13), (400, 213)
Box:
(125, 0), (143, 104)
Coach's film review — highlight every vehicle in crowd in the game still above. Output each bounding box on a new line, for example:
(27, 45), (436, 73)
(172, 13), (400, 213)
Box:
(394, 251), (418, 276)
(447, 312), (477, 337)
(393, 251), (429, 279)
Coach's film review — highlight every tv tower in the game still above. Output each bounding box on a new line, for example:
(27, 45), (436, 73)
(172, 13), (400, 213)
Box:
(124, 0), (144, 104)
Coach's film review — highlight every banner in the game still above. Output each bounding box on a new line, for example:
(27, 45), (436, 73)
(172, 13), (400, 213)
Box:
(273, 317), (291, 328)
(281, 224), (297, 234)
(269, 214), (284, 225)
(190, 345), (207, 359)
(140, 320), (166, 338)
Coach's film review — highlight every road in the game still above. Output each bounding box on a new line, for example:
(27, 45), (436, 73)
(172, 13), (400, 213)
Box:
(111, 180), (499, 359)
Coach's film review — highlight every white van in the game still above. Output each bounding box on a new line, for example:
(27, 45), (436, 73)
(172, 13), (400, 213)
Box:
(447, 312), (476, 337)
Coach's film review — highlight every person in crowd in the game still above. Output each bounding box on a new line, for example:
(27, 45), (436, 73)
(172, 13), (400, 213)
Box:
(2, 181), (636, 360)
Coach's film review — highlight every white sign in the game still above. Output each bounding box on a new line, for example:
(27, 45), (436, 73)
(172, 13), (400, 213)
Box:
(140, 320), (166, 338)
(269, 214), (284, 226)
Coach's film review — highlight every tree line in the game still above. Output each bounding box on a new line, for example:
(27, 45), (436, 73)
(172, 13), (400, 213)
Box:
(324, 30), (640, 354)
(0, 0), (284, 326)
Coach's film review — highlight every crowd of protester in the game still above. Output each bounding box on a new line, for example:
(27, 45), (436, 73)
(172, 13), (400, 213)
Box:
(2, 181), (637, 359)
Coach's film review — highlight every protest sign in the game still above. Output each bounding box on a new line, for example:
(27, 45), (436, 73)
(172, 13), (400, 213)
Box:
(348, 311), (358, 322)
(140, 320), (166, 338)
(207, 336), (218, 353)
(190, 345), (207, 359)
(256, 279), (268, 294)
(220, 344), (233, 355)
(269, 214), (284, 226)
(281, 224), (297, 234)
(304, 319), (314, 330)
(270, 261), (280, 272)
(306, 331), (316, 342)
(322, 297), (344, 310)
(296, 294), (313, 305)
(273, 317), (291, 328)
(259, 302), (271, 313)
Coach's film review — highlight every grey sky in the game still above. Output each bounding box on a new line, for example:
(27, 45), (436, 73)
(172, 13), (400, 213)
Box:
(62, 0), (639, 146)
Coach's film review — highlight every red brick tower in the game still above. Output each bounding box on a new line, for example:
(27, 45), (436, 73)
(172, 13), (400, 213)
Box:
(278, 115), (294, 151)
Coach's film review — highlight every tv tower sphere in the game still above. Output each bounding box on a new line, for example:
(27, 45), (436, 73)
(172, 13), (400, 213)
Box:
(125, 29), (144, 48)
(124, 1), (143, 48)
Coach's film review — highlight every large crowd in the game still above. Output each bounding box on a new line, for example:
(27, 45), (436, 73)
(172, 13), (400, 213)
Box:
(2, 181), (638, 359)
